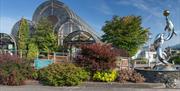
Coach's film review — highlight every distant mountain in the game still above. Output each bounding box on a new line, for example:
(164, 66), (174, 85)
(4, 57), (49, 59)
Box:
(170, 44), (180, 50)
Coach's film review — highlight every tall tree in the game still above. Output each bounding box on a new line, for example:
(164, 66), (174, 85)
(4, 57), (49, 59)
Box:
(27, 42), (39, 60)
(17, 18), (30, 56)
(34, 18), (58, 52)
(102, 16), (149, 56)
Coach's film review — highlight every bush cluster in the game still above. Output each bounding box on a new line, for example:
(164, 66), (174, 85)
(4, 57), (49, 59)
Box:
(38, 63), (89, 86)
(93, 70), (117, 82)
(0, 54), (34, 86)
(75, 43), (119, 71)
(117, 69), (145, 83)
(170, 56), (180, 65)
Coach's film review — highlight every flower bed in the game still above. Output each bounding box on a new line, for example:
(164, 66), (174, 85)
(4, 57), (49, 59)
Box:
(0, 54), (35, 86)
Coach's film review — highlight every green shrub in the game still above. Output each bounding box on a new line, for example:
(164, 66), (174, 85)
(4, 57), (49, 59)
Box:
(170, 56), (180, 65)
(0, 54), (34, 86)
(93, 70), (117, 82)
(31, 70), (39, 80)
(135, 57), (148, 64)
(77, 69), (90, 81)
(38, 63), (89, 86)
(117, 69), (145, 83)
(27, 43), (39, 60)
(0, 68), (25, 85)
(136, 60), (147, 64)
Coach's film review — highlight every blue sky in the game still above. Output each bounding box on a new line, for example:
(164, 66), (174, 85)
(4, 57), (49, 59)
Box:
(0, 0), (180, 46)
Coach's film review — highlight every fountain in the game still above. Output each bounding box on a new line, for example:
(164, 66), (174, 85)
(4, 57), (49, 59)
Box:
(135, 10), (180, 88)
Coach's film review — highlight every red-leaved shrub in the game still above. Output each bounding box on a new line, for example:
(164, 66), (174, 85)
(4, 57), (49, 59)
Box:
(0, 53), (21, 63)
(117, 69), (145, 83)
(75, 43), (119, 71)
(0, 54), (34, 86)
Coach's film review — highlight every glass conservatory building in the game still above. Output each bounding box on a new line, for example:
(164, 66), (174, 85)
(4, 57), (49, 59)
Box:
(0, 33), (16, 51)
(11, 0), (100, 47)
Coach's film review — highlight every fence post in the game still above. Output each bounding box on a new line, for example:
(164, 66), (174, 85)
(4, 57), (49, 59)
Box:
(20, 50), (22, 58)
(53, 52), (56, 63)
(48, 52), (49, 60)
(128, 57), (130, 70)
(36, 51), (39, 59)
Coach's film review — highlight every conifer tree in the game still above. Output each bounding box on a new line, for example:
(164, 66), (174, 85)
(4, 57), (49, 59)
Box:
(17, 18), (30, 56)
(34, 18), (58, 52)
(27, 42), (39, 60)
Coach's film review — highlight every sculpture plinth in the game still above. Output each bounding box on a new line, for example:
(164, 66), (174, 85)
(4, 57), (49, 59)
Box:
(153, 64), (176, 71)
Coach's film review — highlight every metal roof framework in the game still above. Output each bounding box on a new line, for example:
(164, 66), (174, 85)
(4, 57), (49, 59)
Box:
(0, 33), (17, 51)
(63, 30), (97, 46)
(11, 0), (101, 47)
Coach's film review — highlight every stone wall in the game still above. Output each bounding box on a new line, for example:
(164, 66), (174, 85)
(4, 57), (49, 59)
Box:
(135, 67), (180, 83)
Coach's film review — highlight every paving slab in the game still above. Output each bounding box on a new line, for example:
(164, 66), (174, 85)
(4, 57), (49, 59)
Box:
(0, 85), (180, 91)
(0, 81), (180, 91)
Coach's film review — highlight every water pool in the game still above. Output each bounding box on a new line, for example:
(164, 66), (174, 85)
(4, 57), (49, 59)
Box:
(34, 59), (53, 69)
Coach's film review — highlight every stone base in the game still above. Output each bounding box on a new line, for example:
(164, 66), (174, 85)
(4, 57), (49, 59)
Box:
(135, 67), (180, 83)
(153, 64), (176, 71)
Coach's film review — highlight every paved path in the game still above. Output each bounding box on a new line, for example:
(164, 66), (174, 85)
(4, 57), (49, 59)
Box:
(0, 85), (179, 91)
(1, 81), (180, 91)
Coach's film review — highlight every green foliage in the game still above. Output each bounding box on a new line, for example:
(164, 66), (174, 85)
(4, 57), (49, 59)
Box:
(77, 69), (90, 81)
(102, 16), (149, 56)
(139, 60), (148, 64)
(170, 56), (180, 65)
(117, 69), (145, 83)
(0, 69), (25, 86)
(93, 70), (117, 82)
(17, 18), (30, 56)
(0, 54), (34, 86)
(31, 70), (39, 80)
(33, 18), (58, 52)
(38, 63), (89, 86)
(135, 57), (148, 64)
(27, 42), (39, 60)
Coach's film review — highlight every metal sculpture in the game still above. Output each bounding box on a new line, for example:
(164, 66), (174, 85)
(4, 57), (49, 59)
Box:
(153, 10), (177, 66)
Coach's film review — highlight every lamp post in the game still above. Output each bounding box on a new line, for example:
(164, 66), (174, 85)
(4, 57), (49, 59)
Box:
(11, 36), (17, 54)
(147, 32), (152, 67)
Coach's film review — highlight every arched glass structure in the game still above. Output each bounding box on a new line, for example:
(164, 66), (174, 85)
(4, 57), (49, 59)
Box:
(11, 19), (35, 40)
(64, 30), (97, 46)
(11, 0), (101, 47)
(0, 33), (16, 51)
(59, 21), (81, 36)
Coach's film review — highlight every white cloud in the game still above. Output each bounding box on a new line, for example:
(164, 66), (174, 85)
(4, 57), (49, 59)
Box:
(0, 16), (18, 34)
(94, 1), (114, 15)
(100, 2), (113, 15)
(116, 0), (161, 17)
(163, 30), (180, 47)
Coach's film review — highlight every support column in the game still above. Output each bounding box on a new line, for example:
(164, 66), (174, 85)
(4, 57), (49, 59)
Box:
(70, 23), (73, 33)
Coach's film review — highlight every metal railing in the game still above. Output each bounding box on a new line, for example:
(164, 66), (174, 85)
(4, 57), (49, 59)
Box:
(0, 50), (71, 62)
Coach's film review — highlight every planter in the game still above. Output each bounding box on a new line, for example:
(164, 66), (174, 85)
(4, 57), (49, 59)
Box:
(24, 80), (40, 85)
